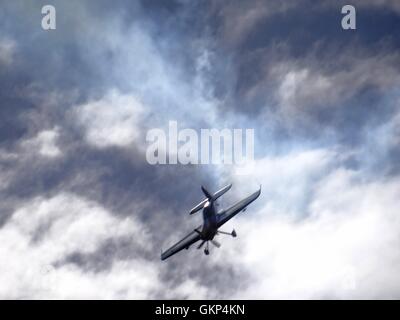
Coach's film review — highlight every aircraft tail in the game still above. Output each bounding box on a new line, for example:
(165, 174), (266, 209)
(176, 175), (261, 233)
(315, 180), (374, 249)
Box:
(211, 184), (232, 201)
(201, 185), (213, 199)
(189, 184), (232, 215)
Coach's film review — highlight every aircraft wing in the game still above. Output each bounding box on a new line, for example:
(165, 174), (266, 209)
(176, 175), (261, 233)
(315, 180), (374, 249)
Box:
(217, 187), (261, 227)
(161, 225), (202, 260)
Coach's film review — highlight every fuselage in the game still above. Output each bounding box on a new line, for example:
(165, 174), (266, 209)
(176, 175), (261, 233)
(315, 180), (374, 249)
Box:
(201, 201), (218, 240)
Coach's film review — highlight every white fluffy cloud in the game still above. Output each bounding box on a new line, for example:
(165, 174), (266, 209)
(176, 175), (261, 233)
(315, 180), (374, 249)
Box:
(224, 149), (400, 299)
(0, 193), (213, 299)
(75, 91), (145, 149)
(21, 127), (62, 158)
(0, 193), (158, 299)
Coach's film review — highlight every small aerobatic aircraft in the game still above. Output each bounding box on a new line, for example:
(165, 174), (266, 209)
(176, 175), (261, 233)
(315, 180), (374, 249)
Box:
(161, 184), (261, 260)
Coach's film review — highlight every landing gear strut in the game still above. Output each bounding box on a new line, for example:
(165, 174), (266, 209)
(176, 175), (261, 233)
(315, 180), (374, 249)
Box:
(201, 240), (220, 255)
(198, 229), (237, 256)
(218, 229), (237, 238)
(204, 241), (209, 255)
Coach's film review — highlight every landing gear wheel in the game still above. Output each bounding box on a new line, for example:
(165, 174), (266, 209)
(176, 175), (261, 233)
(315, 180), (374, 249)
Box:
(232, 230), (237, 237)
(204, 249), (209, 255)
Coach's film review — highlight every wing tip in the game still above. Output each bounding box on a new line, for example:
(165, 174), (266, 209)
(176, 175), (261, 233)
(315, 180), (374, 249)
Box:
(251, 186), (262, 201)
(161, 248), (166, 261)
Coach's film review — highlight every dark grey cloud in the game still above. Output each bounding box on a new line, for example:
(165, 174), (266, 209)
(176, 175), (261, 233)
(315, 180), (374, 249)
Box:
(206, 0), (400, 151)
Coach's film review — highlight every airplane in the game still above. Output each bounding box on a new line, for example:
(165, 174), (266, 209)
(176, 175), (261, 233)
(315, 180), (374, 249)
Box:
(161, 184), (261, 260)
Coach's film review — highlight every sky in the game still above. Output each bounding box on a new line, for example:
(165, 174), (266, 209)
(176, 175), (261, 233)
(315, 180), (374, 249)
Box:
(0, 0), (400, 299)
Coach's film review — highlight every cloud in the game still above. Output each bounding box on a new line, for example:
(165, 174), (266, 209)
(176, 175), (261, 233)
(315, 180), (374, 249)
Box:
(236, 43), (400, 108)
(277, 68), (333, 114)
(272, 50), (400, 116)
(231, 148), (337, 214)
(227, 150), (400, 299)
(211, 0), (400, 50)
(210, 0), (299, 47)
(0, 192), (159, 299)
(0, 38), (15, 66)
(0, 191), (220, 299)
(1, 0), (400, 300)
(21, 127), (62, 158)
(74, 90), (145, 149)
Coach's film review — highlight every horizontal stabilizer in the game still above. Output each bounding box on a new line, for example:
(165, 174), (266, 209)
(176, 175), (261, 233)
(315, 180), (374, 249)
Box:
(189, 184), (232, 215)
(211, 184), (232, 201)
(189, 198), (209, 215)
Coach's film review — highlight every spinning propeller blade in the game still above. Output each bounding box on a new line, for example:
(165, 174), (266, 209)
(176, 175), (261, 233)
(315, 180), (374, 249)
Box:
(211, 239), (221, 248)
(197, 240), (206, 249)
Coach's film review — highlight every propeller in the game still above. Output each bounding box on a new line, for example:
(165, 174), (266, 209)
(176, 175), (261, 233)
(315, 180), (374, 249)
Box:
(211, 239), (221, 248)
(197, 240), (206, 249)
(198, 239), (220, 252)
